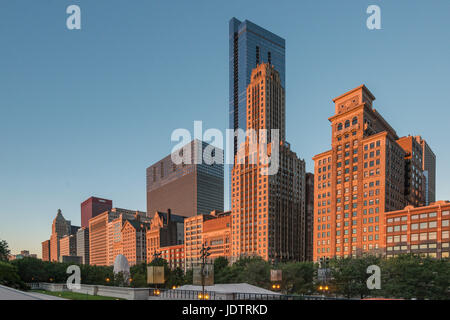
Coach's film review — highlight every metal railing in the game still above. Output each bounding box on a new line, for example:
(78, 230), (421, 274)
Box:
(157, 288), (216, 300)
(232, 293), (344, 300)
(156, 288), (345, 300)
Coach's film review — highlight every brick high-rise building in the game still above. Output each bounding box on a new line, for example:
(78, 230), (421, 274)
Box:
(158, 244), (185, 270)
(49, 209), (75, 262)
(203, 211), (232, 261)
(146, 140), (224, 218)
(89, 208), (148, 266)
(312, 85), (432, 261)
(107, 216), (125, 266)
(121, 220), (149, 266)
(184, 213), (213, 270)
(184, 210), (232, 271)
(41, 240), (51, 261)
(59, 234), (77, 261)
(81, 197), (112, 229)
(146, 210), (185, 262)
(415, 136), (436, 205)
(49, 233), (59, 262)
(231, 63), (306, 262)
(89, 212), (113, 266)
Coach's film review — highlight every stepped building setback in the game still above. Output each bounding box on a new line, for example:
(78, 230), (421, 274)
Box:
(231, 63), (306, 262)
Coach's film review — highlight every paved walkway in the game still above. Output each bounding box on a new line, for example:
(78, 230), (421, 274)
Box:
(0, 285), (67, 300)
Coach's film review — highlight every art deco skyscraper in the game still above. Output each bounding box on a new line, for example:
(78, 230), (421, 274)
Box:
(50, 209), (72, 262)
(231, 64), (306, 262)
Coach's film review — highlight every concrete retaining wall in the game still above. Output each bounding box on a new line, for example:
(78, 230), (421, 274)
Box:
(29, 283), (149, 300)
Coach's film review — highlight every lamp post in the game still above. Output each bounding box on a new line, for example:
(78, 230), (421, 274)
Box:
(318, 257), (330, 297)
(318, 285), (329, 296)
(152, 251), (162, 294)
(199, 243), (211, 300)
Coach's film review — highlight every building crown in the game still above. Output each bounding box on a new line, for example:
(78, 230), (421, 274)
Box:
(332, 84), (375, 116)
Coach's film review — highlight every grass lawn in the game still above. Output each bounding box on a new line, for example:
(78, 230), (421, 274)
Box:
(31, 289), (125, 300)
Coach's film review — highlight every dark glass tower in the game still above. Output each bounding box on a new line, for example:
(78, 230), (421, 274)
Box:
(229, 17), (286, 155)
(146, 140), (224, 217)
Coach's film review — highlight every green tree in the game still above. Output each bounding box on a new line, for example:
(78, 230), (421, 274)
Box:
(329, 255), (381, 299)
(279, 261), (316, 295)
(113, 271), (129, 287)
(0, 261), (27, 290)
(227, 257), (271, 288)
(130, 272), (147, 288)
(0, 239), (11, 262)
(79, 263), (113, 285)
(130, 262), (148, 288)
(380, 254), (450, 300)
(213, 257), (230, 284)
(11, 257), (48, 282)
(166, 267), (185, 288)
(184, 269), (193, 285)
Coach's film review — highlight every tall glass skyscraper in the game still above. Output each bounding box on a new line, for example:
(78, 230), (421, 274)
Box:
(229, 17), (286, 155)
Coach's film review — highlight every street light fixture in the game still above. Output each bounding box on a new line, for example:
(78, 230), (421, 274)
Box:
(199, 243), (211, 300)
(271, 284), (281, 290)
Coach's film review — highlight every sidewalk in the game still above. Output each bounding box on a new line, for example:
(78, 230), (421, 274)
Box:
(0, 285), (67, 300)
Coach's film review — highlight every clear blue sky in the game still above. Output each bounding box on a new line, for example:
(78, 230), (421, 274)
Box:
(1, 0), (449, 256)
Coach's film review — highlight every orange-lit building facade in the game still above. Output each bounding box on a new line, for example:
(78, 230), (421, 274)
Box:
(184, 211), (232, 270)
(313, 85), (413, 261)
(146, 210), (185, 263)
(107, 216), (125, 266)
(49, 209), (72, 262)
(122, 220), (149, 266)
(231, 63), (306, 262)
(203, 211), (231, 260)
(385, 201), (450, 258)
(59, 234), (77, 260)
(158, 244), (185, 270)
(41, 240), (50, 261)
(184, 214), (210, 270)
(89, 211), (115, 266)
(89, 208), (149, 266)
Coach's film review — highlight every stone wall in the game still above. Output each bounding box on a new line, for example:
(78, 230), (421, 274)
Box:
(29, 283), (149, 300)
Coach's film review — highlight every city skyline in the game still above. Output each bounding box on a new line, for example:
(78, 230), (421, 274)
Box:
(1, 1), (450, 257)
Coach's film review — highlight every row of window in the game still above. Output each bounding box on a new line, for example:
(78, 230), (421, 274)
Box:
(387, 231), (450, 243)
(336, 117), (358, 131)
